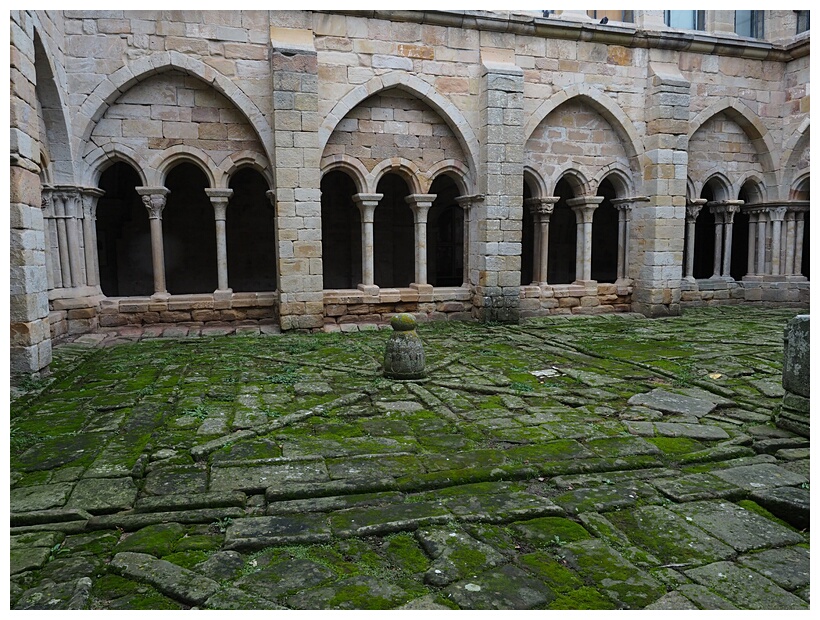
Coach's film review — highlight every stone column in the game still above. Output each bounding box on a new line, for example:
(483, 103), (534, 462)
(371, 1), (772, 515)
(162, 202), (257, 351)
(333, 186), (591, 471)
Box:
(568, 196), (603, 283)
(271, 27), (323, 329)
(50, 188), (73, 288)
(769, 206), (787, 276)
(612, 197), (644, 282)
(745, 208), (757, 277)
(721, 202), (741, 277)
(405, 194), (436, 286)
(757, 209), (768, 275)
(40, 187), (59, 289)
(455, 194), (484, 287)
(684, 200), (705, 280)
(792, 205), (808, 278)
(352, 193), (383, 292)
(784, 210), (796, 275)
(136, 187), (170, 298)
(525, 197), (558, 285)
(205, 188), (234, 294)
(80, 187), (105, 290)
(709, 204), (724, 278)
(62, 187), (86, 287)
(474, 52), (525, 323)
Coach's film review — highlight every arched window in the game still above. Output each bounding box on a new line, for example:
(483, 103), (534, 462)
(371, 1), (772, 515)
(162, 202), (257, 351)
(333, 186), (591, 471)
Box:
(162, 162), (217, 294)
(321, 170), (361, 289)
(428, 175), (464, 287)
(374, 174), (414, 288)
(547, 178), (577, 284)
(591, 178), (619, 283)
(693, 184), (717, 279)
(227, 168), (276, 292)
(96, 162), (152, 296)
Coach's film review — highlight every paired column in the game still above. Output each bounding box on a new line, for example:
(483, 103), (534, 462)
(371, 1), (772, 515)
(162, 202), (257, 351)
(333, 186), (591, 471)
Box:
(684, 200), (706, 280)
(524, 197), (558, 285)
(769, 206), (787, 277)
(791, 205), (808, 277)
(405, 194), (436, 286)
(707, 200), (742, 278)
(611, 198), (643, 282)
(745, 207), (757, 277)
(455, 194), (484, 286)
(80, 187), (105, 291)
(205, 188), (234, 294)
(136, 187), (170, 298)
(567, 196), (603, 283)
(352, 193), (382, 289)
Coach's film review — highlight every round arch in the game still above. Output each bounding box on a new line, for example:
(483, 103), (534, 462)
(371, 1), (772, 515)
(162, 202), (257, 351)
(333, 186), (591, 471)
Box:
(84, 144), (148, 187)
(369, 158), (424, 196)
(594, 163), (634, 197)
(550, 166), (591, 197)
(218, 151), (274, 189)
(152, 146), (218, 189)
(320, 154), (369, 194)
(425, 160), (472, 196)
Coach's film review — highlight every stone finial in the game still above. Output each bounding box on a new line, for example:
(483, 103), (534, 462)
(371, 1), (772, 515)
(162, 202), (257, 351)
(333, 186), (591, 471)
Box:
(383, 313), (426, 380)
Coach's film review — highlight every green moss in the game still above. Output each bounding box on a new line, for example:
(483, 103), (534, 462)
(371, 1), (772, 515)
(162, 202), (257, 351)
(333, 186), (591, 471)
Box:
(382, 533), (429, 574)
(647, 436), (706, 455)
(327, 584), (393, 609)
(162, 550), (211, 570)
(548, 586), (617, 610)
(448, 547), (488, 572)
(510, 517), (591, 547)
(114, 523), (185, 557)
(518, 551), (583, 593)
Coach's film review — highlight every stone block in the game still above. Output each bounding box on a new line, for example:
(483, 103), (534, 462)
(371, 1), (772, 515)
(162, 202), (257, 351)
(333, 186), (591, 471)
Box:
(782, 315), (809, 398)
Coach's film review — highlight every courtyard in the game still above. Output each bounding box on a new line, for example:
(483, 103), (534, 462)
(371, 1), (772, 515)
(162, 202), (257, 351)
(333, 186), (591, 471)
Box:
(10, 306), (809, 610)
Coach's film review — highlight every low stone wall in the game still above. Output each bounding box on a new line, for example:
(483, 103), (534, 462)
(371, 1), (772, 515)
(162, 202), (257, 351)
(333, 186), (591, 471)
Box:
(680, 278), (809, 307)
(94, 293), (278, 329)
(519, 282), (633, 317)
(323, 286), (473, 331)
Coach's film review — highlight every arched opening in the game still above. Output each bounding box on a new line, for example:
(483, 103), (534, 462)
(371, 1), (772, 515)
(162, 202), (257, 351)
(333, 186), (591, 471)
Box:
(227, 168), (277, 292)
(797, 179), (810, 279)
(547, 178), (576, 284)
(693, 184), (717, 279)
(96, 162), (152, 297)
(520, 181), (535, 285)
(428, 175), (464, 287)
(321, 170), (361, 289)
(592, 178), (619, 283)
(162, 162), (217, 294)
(374, 174), (414, 288)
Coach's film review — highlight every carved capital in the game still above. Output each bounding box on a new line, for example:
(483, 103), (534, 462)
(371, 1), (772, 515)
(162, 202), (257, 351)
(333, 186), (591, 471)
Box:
(136, 187), (170, 220)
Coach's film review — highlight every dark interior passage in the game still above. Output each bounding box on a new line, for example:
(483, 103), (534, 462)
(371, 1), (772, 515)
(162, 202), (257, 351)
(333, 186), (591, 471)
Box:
(227, 168), (277, 292)
(96, 162), (152, 297)
(321, 171), (361, 289)
(163, 163), (218, 294)
(591, 178), (618, 283)
(374, 174), (414, 287)
(693, 185), (716, 279)
(520, 181), (534, 285)
(428, 175), (463, 287)
(547, 178), (576, 284)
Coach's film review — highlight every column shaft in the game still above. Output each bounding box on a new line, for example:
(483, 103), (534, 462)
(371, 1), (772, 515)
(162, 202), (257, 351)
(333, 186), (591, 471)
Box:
(757, 217), (767, 275)
(137, 187), (170, 296)
(746, 213), (756, 276)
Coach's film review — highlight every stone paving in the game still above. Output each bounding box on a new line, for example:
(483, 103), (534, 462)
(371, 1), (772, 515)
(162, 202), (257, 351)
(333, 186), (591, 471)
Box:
(9, 307), (810, 610)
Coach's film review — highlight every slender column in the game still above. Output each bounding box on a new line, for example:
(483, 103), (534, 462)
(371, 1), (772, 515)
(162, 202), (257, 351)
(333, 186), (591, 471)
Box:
(793, 206), (808, 277)
(52, 189), (73, 287)
(757, 210), (767, 275)
(769, 206), (787, 276)
(721, 203), (741, 277)
(405, 194), (436, 286)
(205, 188), (234, 293)
(709, 205), (723, 278)
(80, 187), (105, 290)
(784, 210), (796, 275)
(684, 200), (705, 280)
(455, 194), (484, 286)
(524, 197), (557, 284)
(41, 187), (58, 289)
(612, 198), (639, 282)
(63, 188), (86, 286)
(568, 196), (603, 283)
(745, 210), (757, 276)
(352, 193), (383, 287)
(136, 187), (170, 297)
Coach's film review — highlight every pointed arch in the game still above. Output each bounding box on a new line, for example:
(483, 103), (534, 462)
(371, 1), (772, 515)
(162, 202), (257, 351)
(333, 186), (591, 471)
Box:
(595, 163), (634, 197)
(524, 84), (645, 178)
(688, 97), (776, 174)
(782, 118), (810, 201)
(32, 27), (76, 184)
(75, 51), (274, 178)
(701, 172), (733, 202)
(550, 166), (591, 197)
(523, 166), (548, 199)
(425, 160), (472, 196)
(319, 73), (479, 184)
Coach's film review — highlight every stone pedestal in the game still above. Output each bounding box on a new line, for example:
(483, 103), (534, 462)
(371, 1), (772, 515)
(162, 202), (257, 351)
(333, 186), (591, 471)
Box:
(383, 313), (425, 380)
(776, 315), (809, 437)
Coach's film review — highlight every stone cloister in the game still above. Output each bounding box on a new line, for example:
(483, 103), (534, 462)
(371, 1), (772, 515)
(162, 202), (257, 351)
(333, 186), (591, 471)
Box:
(10, 10), (810, 377)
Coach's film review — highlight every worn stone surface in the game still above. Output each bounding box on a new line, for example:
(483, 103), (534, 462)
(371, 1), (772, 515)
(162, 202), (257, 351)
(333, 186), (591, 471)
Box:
(627, 389), (717, 417)
(684, 561), (808, 609)
(9, 308), (812, 610)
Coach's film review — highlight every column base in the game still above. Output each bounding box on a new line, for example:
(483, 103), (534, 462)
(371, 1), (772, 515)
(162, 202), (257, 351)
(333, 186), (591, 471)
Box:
(151, 291), (171, 301)
(214, 289), (233, 300)
(357, 283), (380, 296)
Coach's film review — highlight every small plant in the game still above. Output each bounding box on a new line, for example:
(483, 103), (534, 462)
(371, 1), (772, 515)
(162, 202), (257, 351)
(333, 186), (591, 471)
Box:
(48, 542), (69, 562)
(510, 381), (535, 393)
(183, 405), (210, 420)
(210, 517), (233, 533)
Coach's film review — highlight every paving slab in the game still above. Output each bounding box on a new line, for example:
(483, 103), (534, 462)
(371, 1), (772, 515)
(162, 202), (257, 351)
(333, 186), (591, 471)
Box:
(749, 485), (810, 530)
(209, 459), (329, 492)
(444, 563), (557, 610)
(651, 473), (744, 502)
(669, 500), (805, 552)
(711, 463), (809, 491)
(234, 558), (336, 601)
(738, 546), (810, 591)
(10, 483), (75, 513)
(416, 527), (506, 586)
(329, 501), (452, 537)
(653, 422), (730, 441)
(110, 552), (221, 606)
(285, 575), (414, 609)
(684, 561), (808, 609)
(627, 388), (717, 417)
(64, 477), (138, 513)
(224, 514), (332, 549)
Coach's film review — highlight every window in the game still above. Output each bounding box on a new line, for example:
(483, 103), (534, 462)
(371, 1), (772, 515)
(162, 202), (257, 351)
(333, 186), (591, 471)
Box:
(735, 10), (764, 38)
(587, 10), (634, 23)
(796, 10), (809, 34)
(665, 10), (705, 30)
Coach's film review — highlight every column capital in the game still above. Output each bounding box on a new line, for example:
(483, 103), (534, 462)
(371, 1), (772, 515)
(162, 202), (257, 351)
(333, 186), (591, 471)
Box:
(79, 187), (105, 219)
(455, 193), (485, 210)
(353, 193), (383, 222)
(611, 196), (649, 212)
(685, 202), (704, 222)
(265, 189), (276, 207)
(136, 187), (170, 219)
(568, 196), (603, 223)
(206, 188), (234, 220)
(525, 196), (559, 216)
(769, 205), (788, 221)
(404, 193), (437, 207)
